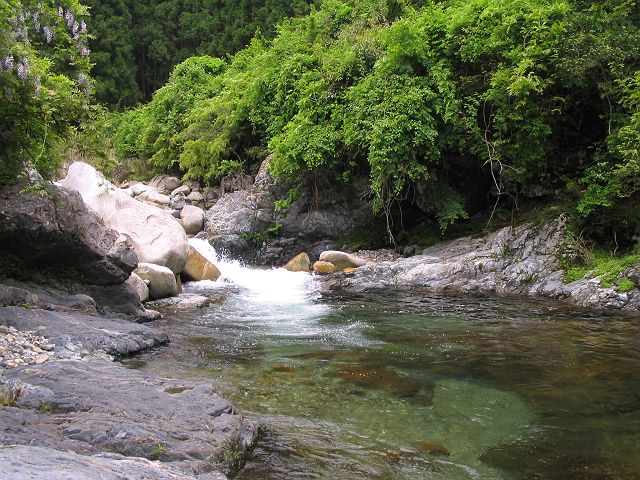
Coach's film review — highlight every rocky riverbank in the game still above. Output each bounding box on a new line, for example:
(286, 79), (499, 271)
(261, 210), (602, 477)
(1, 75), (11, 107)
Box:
(321, 216), (640, 311)
(0, 175), (258, 479)
(0, 305), (258, 479)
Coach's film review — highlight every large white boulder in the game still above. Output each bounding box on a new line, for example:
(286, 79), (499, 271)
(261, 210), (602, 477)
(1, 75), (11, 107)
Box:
(134, 263), (178, 299)
(59, 162), (188, 273)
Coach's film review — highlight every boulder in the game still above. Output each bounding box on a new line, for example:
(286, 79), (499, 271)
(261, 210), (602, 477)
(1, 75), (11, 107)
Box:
(138, 190), (171, 206)
(148, 175), (181, 193)
(283, 253), (311, 272)
(171, 185), (190, 197)
(130, 183), (149, 196)
(180, 205), (205, 235)
(125, 272), (150, 302)
(313, 261), (337, 274)
(205, 156), (377, 265)
(134, 263), (179, 300)
(59, 162), (188, 273)
(220, 173), (253, 194)
(319, 250), (367, 269)
(170, 192), (187, 210)
(0, 182), (137, 286)
(186, 190), (204, 204)
(181, 246), (221, 282)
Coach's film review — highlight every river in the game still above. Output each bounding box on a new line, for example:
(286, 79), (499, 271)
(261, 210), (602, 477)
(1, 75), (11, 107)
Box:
(124, 241), (640, 479)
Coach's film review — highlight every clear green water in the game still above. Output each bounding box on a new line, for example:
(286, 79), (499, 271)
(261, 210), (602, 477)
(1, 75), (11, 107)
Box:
(125, 277), (640, 480)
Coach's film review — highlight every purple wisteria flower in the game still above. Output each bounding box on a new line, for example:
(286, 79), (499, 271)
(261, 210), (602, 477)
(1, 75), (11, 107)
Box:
(58, 6), (64, 18)
(80, 21), (86, 33)
(17, 62), (27, 80)
(79, 46), (90, 57)
(34, 76), (41, 96)
(65, 9), (74, 28)
(33, 12), (40, 32)
(4, 56), (14, 70)
(43, 26), (52, 43)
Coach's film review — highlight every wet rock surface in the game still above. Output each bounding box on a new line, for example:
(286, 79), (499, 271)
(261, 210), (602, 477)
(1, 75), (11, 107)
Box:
(0, 445), (222, 480)
(1, 358), (257, 477)
(324, 216), (640, 311)
(0, 307), (169, 357)
(0, 304), (257, 479)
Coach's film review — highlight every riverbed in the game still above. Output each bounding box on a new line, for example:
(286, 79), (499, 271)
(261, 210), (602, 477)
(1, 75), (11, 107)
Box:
(125, 247), (640, 479)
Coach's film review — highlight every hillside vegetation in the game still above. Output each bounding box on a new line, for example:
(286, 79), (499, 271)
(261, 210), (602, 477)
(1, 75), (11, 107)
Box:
(2, 0), (639, 251)
(106, 0), (640, 246)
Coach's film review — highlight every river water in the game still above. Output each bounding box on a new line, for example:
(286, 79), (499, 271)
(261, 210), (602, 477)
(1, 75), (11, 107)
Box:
(125, 241), (640, 479)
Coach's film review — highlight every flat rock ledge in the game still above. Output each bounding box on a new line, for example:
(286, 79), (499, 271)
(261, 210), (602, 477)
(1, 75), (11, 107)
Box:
(0, 307), (258, 479)
(324, 216), (640, 311)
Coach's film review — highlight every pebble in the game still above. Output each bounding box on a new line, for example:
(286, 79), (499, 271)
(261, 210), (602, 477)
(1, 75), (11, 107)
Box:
(0, 326), (56, 369)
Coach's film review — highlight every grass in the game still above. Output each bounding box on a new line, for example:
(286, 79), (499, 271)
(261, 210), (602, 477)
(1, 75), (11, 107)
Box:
(564, 249), (639, 290)
(149, 443), (166, 460)
(0, 385), (20, 407)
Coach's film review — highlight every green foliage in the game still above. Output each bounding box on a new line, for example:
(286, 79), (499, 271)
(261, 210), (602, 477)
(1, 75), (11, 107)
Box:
(109, 0), (640, 240)
(563, 247), (639, 290)
(83, 0), (317, 106)
(0, 0), (92, 185)
(274, 186), (300, 212)
(149, 443), (166, 460)
(240, 223), (283, 246)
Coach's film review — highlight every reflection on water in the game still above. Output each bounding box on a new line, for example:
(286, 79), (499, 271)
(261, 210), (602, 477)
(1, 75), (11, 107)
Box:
(126, 247), (640, 479)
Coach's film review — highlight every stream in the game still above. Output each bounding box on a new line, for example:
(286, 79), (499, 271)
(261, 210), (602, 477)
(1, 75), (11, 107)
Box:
(125, 241), (640, 479)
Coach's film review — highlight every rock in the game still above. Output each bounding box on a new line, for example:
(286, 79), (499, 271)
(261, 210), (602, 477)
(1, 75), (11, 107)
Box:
(0, 445), (208, 480)
(139, 190), (171, 206)
(171, 185), (190, 197)
(148, 293), (213, 310)
(322, 215), (640, 311)
(0, 182), (137, 285)
(148, 175), (181, 194)
(125, 272), (150, 303)
(59, 162), (188, 273)
(135, 263), (179, 300)
(283, 253), (311, 272)
(170, 193), (187, 210)
(186, 190), (204, 205)
(0, 306), (169, 357)
(220, 173), (253, 194)
(319, 251), (367, 269)
(180, 205), (205, 235)
(181, 246), (221, 282)
(313, 261), (337, 274)
(205, 156), (376, 265)
(1, 358), (257, 476)
(185, 180), (201, 190)
(130, 183), (149, 196)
